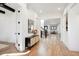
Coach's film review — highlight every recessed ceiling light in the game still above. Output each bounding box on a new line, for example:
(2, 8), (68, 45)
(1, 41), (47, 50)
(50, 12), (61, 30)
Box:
(58, 8), (61, 11)
(39, 10), (42, 13)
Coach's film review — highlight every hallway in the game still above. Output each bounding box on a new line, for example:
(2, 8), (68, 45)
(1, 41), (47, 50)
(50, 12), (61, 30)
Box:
(28, 34), (79, 56)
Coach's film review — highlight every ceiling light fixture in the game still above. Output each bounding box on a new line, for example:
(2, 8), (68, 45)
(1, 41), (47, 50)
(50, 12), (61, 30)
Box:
(39, 10), (42, 13)
(58, 8), (61, 11)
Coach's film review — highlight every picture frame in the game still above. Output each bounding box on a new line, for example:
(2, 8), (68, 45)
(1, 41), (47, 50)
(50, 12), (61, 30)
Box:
(66, 12), (68, 31)
(50, 25), (57, 30)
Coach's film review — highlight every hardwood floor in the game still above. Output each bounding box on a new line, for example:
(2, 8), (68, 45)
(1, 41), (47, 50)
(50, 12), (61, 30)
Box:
(28, 34), (79, 56)
(0, 34), (79, 56)
(0, 42), (18, 55)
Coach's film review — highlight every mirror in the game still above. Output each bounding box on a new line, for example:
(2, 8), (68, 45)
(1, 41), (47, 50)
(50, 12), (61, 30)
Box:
(28, 19), (34, 33)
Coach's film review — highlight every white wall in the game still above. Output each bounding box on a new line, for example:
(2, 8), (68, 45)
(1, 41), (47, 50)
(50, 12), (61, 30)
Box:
(0, 9), (16, 43)
(57, 24), (61, 34)
(68, 4), (79, 51)
(60, 4), (75, 49)
(60, 15), (68, 47)
(61, 4), (79, 51)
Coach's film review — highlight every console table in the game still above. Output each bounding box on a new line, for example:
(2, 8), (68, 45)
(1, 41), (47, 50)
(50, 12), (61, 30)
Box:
(25, 35), (39, 48)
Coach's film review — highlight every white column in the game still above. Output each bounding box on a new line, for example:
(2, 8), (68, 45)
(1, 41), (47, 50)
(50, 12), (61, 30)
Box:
(15, 4), (28, 51)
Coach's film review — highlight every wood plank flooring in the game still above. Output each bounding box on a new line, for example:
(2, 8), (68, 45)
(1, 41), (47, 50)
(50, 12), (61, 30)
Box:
(0, 34), (79, 56)
(27, 34), (79, 56)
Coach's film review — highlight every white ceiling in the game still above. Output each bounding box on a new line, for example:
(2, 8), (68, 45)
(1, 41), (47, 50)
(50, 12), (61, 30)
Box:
(44, 18), (60, 25)
(27, 3), (69, 17)
(0, 3), (21, 14)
